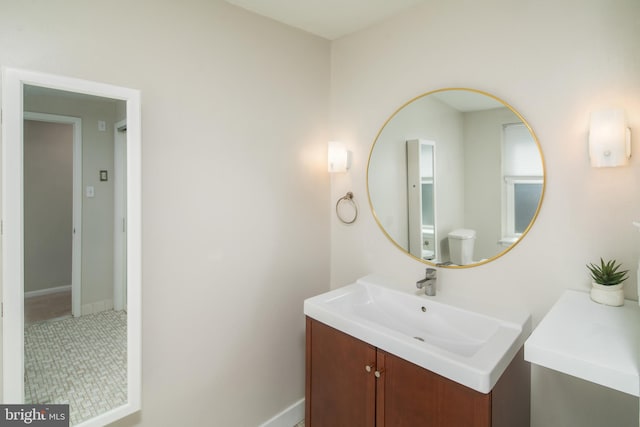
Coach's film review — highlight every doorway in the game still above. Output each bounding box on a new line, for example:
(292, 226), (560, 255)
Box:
(23, 112), (82, 320)
(114, 120), (127, 311)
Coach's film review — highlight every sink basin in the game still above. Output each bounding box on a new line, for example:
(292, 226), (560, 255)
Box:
(304, 275), (531, 393)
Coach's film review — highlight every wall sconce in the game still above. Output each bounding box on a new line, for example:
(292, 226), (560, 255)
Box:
(588, 109), (631, 167)
(328, 141), (351, 173)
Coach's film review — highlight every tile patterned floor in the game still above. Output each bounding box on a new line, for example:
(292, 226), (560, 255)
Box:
(24, 310), (127, 425)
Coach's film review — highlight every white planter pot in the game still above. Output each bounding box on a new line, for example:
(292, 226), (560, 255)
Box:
(590, 282), (625, 307)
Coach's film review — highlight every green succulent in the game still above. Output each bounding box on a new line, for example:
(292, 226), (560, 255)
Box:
(586, 258), (629, 286)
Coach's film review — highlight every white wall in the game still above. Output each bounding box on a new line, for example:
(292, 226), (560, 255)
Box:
(330, 0), (640, 425)
(23, 120), (73, 293)
(1, 0), (330, 425)
(4, 0), (639, 425)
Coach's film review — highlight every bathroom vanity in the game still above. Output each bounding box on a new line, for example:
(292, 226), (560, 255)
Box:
(304, 276), (532, 426)
(306, 318), (529, 426)
(525, 290), (640, 397)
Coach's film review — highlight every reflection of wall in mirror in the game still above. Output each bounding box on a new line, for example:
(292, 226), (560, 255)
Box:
(24, 91), (125, 314)
(463, 107), (519, 261)
(371, 95), (464, 261)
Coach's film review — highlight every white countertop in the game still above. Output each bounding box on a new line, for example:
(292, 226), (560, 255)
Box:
(524, 290), (639, 396)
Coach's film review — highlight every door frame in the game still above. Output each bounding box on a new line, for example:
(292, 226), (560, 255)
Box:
(23, 112), (82, 318)
(2, 67), (142, 426)
(113, 119), (126, 311)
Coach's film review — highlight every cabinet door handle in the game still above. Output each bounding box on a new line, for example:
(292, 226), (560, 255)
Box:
(374, 370), (383, 378)
(365, 365), (373, 373)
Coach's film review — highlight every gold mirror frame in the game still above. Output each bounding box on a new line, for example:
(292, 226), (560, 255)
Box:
(367, 88), (546, 268)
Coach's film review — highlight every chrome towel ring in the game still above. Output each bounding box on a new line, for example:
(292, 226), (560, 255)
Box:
(336, 192), (358, 224)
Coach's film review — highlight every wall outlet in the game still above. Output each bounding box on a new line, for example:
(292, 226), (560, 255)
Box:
(98, 120), (106, 131)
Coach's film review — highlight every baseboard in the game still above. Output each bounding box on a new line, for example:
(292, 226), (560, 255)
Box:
(24, 284), (71, 299)
(258, 398), (304, 427)
(81, 298), (114, 315)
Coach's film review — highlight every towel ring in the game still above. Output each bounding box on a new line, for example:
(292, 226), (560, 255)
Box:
(336, 192), (358, 224)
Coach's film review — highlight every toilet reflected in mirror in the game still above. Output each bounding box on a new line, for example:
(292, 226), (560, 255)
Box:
(447, 229), (476, 266)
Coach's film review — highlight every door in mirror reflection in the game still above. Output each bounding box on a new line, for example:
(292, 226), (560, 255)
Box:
(406, 139), (437, 261)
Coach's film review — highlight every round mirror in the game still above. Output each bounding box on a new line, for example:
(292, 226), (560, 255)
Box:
(367, 88), (545, 268)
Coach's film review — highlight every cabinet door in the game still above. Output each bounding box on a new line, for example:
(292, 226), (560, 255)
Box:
(306, 318), (377, 427)
(376, 350), (491, 427)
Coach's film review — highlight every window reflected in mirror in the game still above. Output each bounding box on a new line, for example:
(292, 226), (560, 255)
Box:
(501, 123), (543, 244)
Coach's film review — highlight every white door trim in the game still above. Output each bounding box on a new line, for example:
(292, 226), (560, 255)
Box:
(23, 111), (82, 318)
(1, 67), (25, 404)
(113, 119), (126, 311)
(2, 67), (142, 426)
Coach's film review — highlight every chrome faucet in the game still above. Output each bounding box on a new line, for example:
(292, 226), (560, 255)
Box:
(416, 268), (437, 296)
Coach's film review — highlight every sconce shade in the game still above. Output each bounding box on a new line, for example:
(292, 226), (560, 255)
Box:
(588, 109), (631, 167)
(328, 141), (351, 173)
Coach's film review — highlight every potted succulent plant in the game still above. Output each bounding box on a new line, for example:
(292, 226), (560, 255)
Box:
(586, 258), (628, 306)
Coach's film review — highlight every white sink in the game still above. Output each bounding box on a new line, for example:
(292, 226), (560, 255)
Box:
(304, 275), (531, 393)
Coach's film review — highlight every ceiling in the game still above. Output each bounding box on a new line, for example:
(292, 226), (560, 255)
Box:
(224, 0), (426, 40)
(431, 90), (503, 112)
(24, 84), (120, 104)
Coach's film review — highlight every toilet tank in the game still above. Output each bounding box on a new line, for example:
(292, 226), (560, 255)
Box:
(448, 229), (476, 265)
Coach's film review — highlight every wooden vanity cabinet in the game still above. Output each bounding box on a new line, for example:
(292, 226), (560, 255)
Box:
(305, 316), (376, 426)
(305, 317), (530, 427)
(376, 349), (491, 426)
